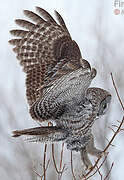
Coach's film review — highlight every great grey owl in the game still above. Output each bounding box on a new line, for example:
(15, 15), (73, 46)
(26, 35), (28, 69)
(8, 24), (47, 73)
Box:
(9, 7), (111, 169)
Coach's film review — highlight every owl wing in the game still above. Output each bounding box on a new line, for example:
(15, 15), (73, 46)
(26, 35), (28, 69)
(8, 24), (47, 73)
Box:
(9, 7), (91, 106)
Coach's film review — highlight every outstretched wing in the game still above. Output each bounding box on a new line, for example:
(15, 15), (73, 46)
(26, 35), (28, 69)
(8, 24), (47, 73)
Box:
(9, 7), (87, 106)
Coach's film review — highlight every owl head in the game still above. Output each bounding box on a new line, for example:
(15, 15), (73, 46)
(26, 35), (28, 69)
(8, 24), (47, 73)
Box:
(55, 87), (111, 130)
(86, 87), (111, 119)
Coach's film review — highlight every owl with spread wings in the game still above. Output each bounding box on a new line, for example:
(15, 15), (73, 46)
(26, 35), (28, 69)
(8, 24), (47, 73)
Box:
(9, 7), (111, 169)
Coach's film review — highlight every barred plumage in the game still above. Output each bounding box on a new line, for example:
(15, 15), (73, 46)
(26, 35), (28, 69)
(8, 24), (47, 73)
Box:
(9, 7), (111, 169)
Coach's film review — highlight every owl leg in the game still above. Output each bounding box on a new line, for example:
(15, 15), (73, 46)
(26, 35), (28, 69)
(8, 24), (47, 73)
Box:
(80, 148), (93, 170)
(86, 134), (103, 158)
(12, 126), (68, 143)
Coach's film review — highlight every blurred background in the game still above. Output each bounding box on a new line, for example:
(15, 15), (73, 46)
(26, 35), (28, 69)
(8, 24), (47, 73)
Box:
(0, 0), (124, 179)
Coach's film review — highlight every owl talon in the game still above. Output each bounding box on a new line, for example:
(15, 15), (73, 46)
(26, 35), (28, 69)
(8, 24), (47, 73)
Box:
(86, 164), (93, 171)
(96, 151), (108, 158)
(103, 151), (109, 156)
(96, 151), (104, 158)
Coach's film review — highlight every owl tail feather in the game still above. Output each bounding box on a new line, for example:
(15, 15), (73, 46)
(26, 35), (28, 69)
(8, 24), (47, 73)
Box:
(12, 126), (62, 137)
(12, 126), (68, 142)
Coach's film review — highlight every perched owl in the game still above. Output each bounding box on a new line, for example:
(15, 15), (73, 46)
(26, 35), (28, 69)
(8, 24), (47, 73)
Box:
(9, 7), (111, 169)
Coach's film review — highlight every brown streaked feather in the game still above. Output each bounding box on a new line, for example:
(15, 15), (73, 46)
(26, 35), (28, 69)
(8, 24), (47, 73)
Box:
(15, 19), (35, 30)
(12, 126), (61, 137)
(17, 52), (36, 59)
(55, 10), (70, 35)
(13, 45), (37, 53)
(12, 47), (19, 53)
(25, 63), (46, 104)
(20, 58), (38, 66)
(9, 7), (83, 106)
(23, 63), (39, 72)
(23, 10), (46, 24)
(36, 6), (56, 23)
(10, 30), (28, 37)
(8, 38), (22, 46)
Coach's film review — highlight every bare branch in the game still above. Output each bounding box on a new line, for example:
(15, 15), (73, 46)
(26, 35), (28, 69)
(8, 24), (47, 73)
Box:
(104, 116), (124, 152)
(33, 169), (42, 178)
(43, 144), (47, 180)
(59, 143), (64, 171)
(96, 164), (103, 180)
(111, 73), (124, 111)
(52, 143), (60, 174)
(104, 162), (114, 180)
(85, 153), (108, 179)
(71, 151), (76, 180)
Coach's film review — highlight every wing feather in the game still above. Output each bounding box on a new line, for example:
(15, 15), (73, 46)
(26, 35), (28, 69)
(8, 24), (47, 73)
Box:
(9, 7), (84, 106)
(15, 19), (35, 30)
(54, 10), (70, 35)
(23, 10), (46, 23)
(36, 7), (56, 23)
(10, 30), (28, 37)
(8, 38), (22, 45)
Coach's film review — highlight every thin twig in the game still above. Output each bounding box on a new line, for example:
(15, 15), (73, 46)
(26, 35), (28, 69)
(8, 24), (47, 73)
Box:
(96, 164), (103, 180)
(120, 128), (124, 131)
(43, 144), (47, 180)
(117, 120), (121, 123)
(59, 164), (66, 180)
(84, 157), (101, 178)
(105, 137), (115, 147)
(111, 73), (124, 111)
(85, 153), (108, 179)
(45, 159), (50, 172)
(104, 116), (124, 152)
(41, 160), (50, 178)
(104, 162), (114, 180)
(33, 160), (50, 179)
(52, 143), (60, 174)
(108, 126), (116, 133)
(97, 154), (108, 172)
(33, 169), (42, 178)
(57, 143), (65, 180)
(59, 143), (64, 171)
(41, 122), (52, 180)
(112, 124), (119, 128)
(71, 151), (76, 180)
